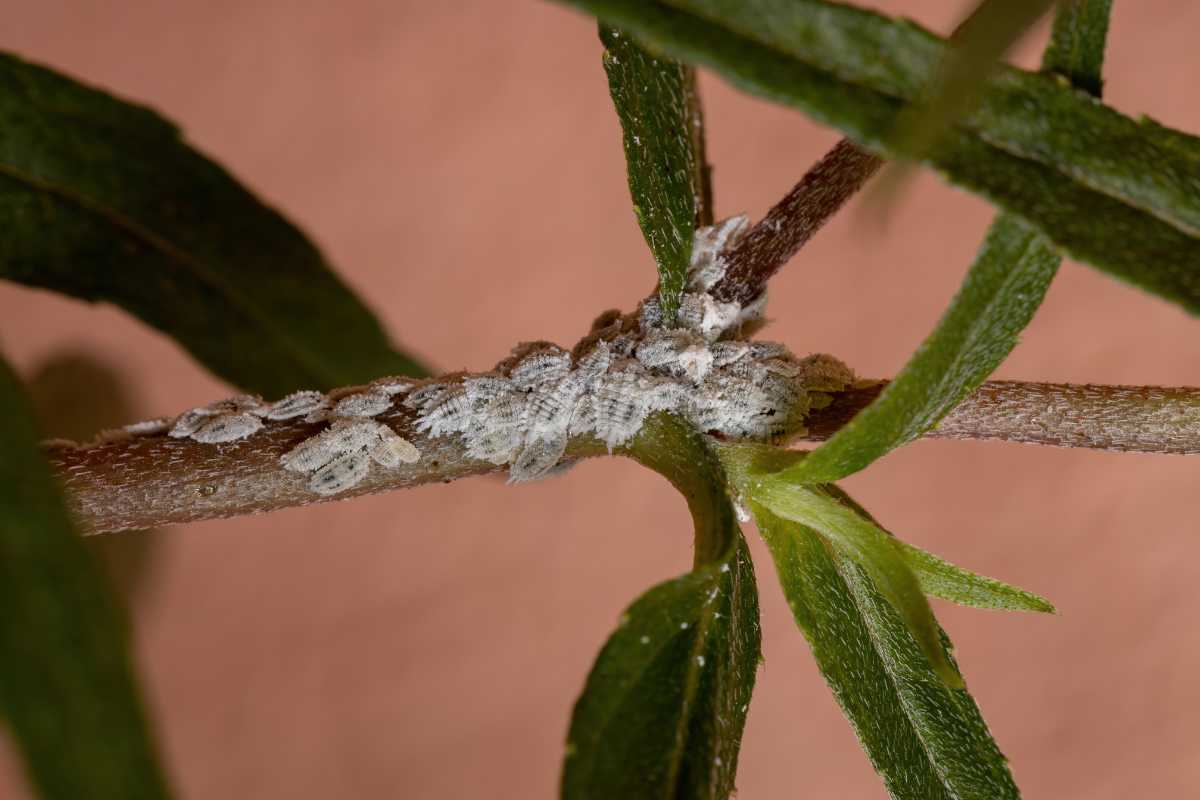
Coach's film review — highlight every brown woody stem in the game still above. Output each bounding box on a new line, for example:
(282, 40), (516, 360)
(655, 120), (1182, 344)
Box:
(709, 138), (882, 307)
(808, 380), (1200, 453)
(51, 380), (1200, 535)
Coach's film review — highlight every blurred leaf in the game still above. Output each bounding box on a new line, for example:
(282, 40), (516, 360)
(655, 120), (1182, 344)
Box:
(24, 352), (161, 602)
(556, 0), (1200, 316)
(898, 0), (1057, 159)
(0, 353), (171, 800)
(752, 503), (1021, 800)
(1041, 0), (1112, 96)
(563, 415), (760, 799)
(780, 214), (1059, 484)
(600, 26), (709, 324)
(0, 52), (427, 399)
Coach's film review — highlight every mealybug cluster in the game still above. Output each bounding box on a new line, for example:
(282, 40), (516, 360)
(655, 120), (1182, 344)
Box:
(142, 217), (851, 496)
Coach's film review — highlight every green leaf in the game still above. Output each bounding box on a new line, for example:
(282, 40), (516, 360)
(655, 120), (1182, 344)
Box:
(555, 0), (1200, 316)
(563, 415), (760, 799)
(1041, 0), (1112, 97)
(600, 26), (709, 324)
(898, 539), (1054, 613)
(780, 213), (1059, 484)
(817, 482), (1055, 614)
(752, 503), (1021, 800)
(0, 52), (427, 398)
(736, 465), (959, 686)
(0, 353), (172, 800)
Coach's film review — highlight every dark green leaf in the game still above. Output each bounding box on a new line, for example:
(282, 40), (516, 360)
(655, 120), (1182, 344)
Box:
(562, 537), (759, 799)
(556, 0), (1200, 315)
(0, 353), (171, 800)
(1041, 0), (1113, 96)
(0, 52), (427, 398)
(563, 415), (760, 799)
(600, 26), (709, 324)
(752, 503), (1021, 800)
(780, 214), (1059, 484)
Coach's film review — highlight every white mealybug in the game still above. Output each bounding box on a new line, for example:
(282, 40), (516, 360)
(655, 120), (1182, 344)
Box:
(170, 395), (266, 441)
(332, 389), (393, 419)
(415, 386), (475, 437)
(709, 340), (750, 368)
(370, 376), (419, 396)
(309, 451), (371, 496)
(280, 418), (384, 473)
(123, 417), (171, 436)
(689, 214), (750, 291)
(169, 407), (217, 438)
(574, 341), (612, 388)
(191, 412), (264, 444)
(509, 347), (571, 390)
(264, 390), (328, 421)
(281, 417), (420, 496)
(509, 433), (569, 483)
(404, 381), (452, 412)
(591, 367), (655, 450)
(370, 425), (422, 467)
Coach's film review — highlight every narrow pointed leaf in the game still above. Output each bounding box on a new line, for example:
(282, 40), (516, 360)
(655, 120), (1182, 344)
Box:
(0, 353), (172, 800)
(781, 213), (1059, 484)
(0, 52), (427, 398)
(563, 415), (760, 799)
(820, 481), (1056, 614)
(897, 540), (1054, 613)
(752, 503), (1020, 800)
(556, 0), (1200, 316)
(600, 26), (709, 324)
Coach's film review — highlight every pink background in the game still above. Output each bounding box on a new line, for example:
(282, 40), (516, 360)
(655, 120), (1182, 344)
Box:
(3, 1), (1200, 797)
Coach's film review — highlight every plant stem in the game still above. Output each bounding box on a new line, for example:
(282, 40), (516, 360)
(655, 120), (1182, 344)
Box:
(709, 138), (882, 307)
(50, 380), (1200, 535)
(807, 380), (1200, 453)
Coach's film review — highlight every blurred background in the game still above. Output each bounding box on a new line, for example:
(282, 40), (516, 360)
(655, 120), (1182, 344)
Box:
(2, 1), (1198, 797)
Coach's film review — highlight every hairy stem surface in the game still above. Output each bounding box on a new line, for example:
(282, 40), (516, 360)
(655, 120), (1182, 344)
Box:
(50, 380), (1200, 534)
(710, 138), (882, 306)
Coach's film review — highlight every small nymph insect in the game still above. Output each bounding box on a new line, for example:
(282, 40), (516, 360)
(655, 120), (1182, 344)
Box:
(281, 417), (420, 496)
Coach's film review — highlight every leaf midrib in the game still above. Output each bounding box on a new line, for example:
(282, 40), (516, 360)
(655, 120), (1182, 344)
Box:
(816, 540), (960, 800)
(662, 566), (725, 798)
(572, 569), (726, 799)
